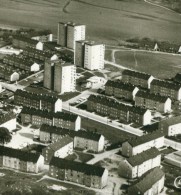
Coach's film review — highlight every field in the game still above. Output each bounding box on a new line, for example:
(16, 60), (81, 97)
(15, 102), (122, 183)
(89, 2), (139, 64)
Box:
(114, 50), (181, 78)
(0, 0), (181, 45)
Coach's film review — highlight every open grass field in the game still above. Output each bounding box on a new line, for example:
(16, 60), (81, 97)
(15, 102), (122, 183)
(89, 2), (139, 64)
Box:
(115, 50), (181, 78)
(0, 0), (181, 45)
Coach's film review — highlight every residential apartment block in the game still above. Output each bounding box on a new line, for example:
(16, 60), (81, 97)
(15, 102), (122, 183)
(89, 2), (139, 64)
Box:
(119, 147), (161, 179)
(74, 130), (105, 153)
(158, 115), (181, 136)
(42, 135), (73, 164)
(122, 132), (164, 157)
(0, 146), (44, 173)
(87, 95), (151, 125)
(135, 91), (171, 113)
(43, 59), (76, 94)
(14, 89), (62, 112)
(122, 69), (154, 89)
(49, 157), (108, 189)
(0, 67), (19, 82)
(0, 112), (16, 131)
(57, 22), (68, 47)
(150, 79), (181, 100)
(20, 107), (81, 131)
(128, 167), (165, 195)
(105, 80), (139, 101)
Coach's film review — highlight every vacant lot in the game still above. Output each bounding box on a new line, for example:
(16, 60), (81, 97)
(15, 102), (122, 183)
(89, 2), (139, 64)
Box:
(115, 50), (181, 78)
(0, 0), (181, 45)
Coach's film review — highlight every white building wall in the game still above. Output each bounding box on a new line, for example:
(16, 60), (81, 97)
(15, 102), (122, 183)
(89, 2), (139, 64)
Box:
(168, 123), (181, 136)
(98, 135), (105, 152)
(31, 63), (40, 72)
(75, 116), (81, 131)
(143, 110), (152, 125)
(177, 88), (181, 100)
(54, 142), (73, 158)
(164, 98), (172, 113)
(54, 99), (62, 112)
(132, 87), (139, 101)
(36, 155), (44, 173)
(36, 42), (44, 51)
(51, 54), (58, 61)
(148, 76), (154, 89)
(0, 118), (16, 131)
(10, 72), (19, 82)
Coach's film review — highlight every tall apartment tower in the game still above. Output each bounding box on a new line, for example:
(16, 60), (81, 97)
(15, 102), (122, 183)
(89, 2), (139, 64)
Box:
(57, 22), (67, 46)
(74, 40), (88, 67)
(67, 23), (86, 50)
(54, 61), (76, 94)
(43, 60), (55, 90)
(84, 42), (105, 70)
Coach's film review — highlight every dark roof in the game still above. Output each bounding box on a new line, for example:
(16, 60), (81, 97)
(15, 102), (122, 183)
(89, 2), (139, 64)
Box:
(0, 112), (16, 124)
(105, 80), (137, 91)
(13, 35), (38, 45)
(174, 73), (181, 83)
(128, 167), (165, 194)
(0, 146), (41, 163)
(127, 147), (160, 167)
(125, 132), (164, 147)
(129, 106), (148, 115)
(21, 107), (79, 122)
(3, 55), (34, 66)
(50, 157), (106, 177)
(151, 79), (181, 90)
(159, 115), (181, 127)
(122, 70), (152, 80)
(75, 130), (102, 141)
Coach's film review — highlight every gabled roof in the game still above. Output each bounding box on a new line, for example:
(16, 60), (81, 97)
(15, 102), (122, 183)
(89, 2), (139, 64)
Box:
(129, 106), (148, 115)
(151, 79), (181, 90)
(125, 132), (164, 147)
(0, 146), (41, 163)
(3, 55), (34, 66)
(13, 35), (38, 45)
(75, 130), (102, 141)
(135, 91), (169, 103)
(105, 80), (137, 92)
(159, 115), (181, 127)
(0, 112), (16, 124)
(50, 157), (106, 177)
(122, 70), (152, 80)
(128, 167), (165, 194)
(127, 147), (160, 167)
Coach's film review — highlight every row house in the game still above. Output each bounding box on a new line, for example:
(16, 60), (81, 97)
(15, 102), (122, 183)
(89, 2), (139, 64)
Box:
(0, 146), (44, 173)
(39, 124), (76, 143)
(0, 112), (16, 131)
(20, 107), (81, 131)
(105, 80), (139, 101)
(12, 35), (43, 50)
(158, 115), (181, 136)
(74, 130), (105, 153)
(14, 89), (62, 112)
(42, 135), (73, 164)
(0, 67), (19, 82)
(23, 47), (58, 62)
(122, 132), (164, 157)
(49, 157), (108, 189)
(150, 79), (181, 100)
(87, 95), (151, 125)
(128, 167), (165, 195)
(135, 91), (172, 113)
(119, 147), (161, 179)
(122, 69), (154, 89)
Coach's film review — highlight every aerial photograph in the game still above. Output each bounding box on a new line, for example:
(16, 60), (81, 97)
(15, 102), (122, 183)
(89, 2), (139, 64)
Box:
(0, 0), (181, 194)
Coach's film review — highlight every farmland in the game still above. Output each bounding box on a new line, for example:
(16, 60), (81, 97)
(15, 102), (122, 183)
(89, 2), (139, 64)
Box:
(0, 0), (181, 45)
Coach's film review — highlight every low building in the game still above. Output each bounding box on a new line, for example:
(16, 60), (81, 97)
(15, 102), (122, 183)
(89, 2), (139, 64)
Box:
(85, 76), (107, 89)
(119, 147), (161, 179)
(122, 132), (164, 157)
(14, 89), (62, 112)
(20, 107), (81, 131)
(135, 91), (171, 113)
(128, 167), (165, 195)
(158, 115), (181, 136)
(42, 135), (73, 164)
(105, 80), (139, 101)
(74, 130), (104, 153)
(164, 151), (181, 168)
(39, 124), (76, 143)
(122, 69), (154, 89)
(150, 79), (181, 100)
(0, 112), (16, 131)
(49, 157), (108, 189)
(0, 146), (44, 173)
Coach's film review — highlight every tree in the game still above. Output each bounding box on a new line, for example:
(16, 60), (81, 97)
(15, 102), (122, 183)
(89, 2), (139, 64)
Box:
(0, 127), (12, 145)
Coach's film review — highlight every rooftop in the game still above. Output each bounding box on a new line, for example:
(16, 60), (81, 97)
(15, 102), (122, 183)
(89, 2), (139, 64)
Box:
(13, 35), (39, 45)
(75, 130), (103, 141)
(122, 69), (153, 80)
(159, 115), (181, 127)
(151, 79), (181, 90)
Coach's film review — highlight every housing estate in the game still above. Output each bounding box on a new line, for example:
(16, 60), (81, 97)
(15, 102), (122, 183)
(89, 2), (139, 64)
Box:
(14, 89), (62, 112)
(135, 91), (172, 113)
(119, 147), (161, 179)
(150, 79), (181, 100)
(122, 69), (154, 89)
(74, 130), (105, 153)
(122, 132), (164, 157)
(20, 107), (81, 130)
(128, 167), (165, 195)
(42, 135), (73, 164)
(49, 157), (108, 189)
(0, 146), (44, 173)
(105, 80), (139, 101)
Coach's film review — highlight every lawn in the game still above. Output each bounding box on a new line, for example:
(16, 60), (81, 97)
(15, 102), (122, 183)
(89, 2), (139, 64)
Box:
(115, 50), (181, 78)
(0, 0), (181, 45)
